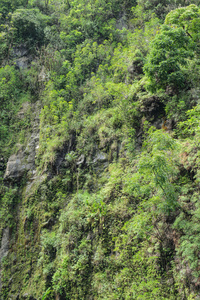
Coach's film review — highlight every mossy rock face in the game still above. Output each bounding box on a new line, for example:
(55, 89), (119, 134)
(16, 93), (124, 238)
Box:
(0, 228), (10, 291)
(4, 102), (40, 182)
(1, 1), (200, 299)
(0, 197), (46, 299)
(4, 151), (32, 180)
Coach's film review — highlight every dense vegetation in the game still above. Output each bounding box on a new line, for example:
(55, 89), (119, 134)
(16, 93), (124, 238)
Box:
(1, 0), (200, 299)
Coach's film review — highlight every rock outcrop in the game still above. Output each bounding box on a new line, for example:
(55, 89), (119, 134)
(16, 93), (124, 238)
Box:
(4, 103), (40, 181)
(0, 228), (10, 289)
(12, 45), (32, 70)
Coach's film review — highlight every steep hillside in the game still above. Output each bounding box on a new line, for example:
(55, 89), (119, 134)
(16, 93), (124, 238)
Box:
(1, 0), (200, 299)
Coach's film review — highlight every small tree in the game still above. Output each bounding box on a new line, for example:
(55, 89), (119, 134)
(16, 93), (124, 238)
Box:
(11, 8), (49, 46)
(144, 24), (194, 93)
(165, 4), (200, 43)
(138, 129), (179, 212)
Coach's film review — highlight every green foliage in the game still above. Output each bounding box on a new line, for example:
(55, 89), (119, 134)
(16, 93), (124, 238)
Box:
(38, 85), (73, 169)
(173, 187), (200, 283)
(0, 31), (9, 63)
(0, 65), (21, 106)
(137, 129), (179, 212)
(0, 0), (28, 17)
(178, 105), (200, 137)
(144, 24), (194, 93)
(59, 0), (131, 60)
(41, 287), (53, 300)
(0, 65), (31, 157)
(165, 4), (200, 42)
(144, 5), (200, 96)
(2, 1), (200, 299)
(11, 8), (50, 46)
(0, 183), (18, 230)
(136, 0), (198, 20)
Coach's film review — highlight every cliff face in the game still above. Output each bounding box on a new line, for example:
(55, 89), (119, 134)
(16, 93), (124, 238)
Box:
(1, 1), (200, 299)
(4, 103), (40, 181)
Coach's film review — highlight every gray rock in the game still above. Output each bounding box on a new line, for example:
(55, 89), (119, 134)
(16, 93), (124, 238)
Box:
(15, 57), (29, 70)
(76, 154), (85, 166)
(0, 227), (10, 289)
(4, 130), (39, 179)
(17, 102), (31, 119)
(0, 228), (9, 263)
(12, 45), (28, 58)
(4, 103), (41, 181)
(24, 174), (46, 197)
(11, 45), (33, 70)
(38, 66), (49, 82)
(92, 152), (107, 164)
(4, 151), (27, 179)
(116, 13), (127, 30)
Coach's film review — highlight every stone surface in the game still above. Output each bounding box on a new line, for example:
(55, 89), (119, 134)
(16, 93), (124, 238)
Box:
(15, 56), (30, 69)
(17, 102), (31, 119)
(12, 45), (28, 58)
(0, 227), (10, 289)
(92, 152), (107, 164)
(116, 13), (127, 30)
(76, 154), (85, 166)
(4, 103), (40, 181)
(11, 45), (32, 70)
(38, 66), (49, 82)
(0, 228), (9, 263)
(4, 131), (39, 180)
(4, 151), (27, 179)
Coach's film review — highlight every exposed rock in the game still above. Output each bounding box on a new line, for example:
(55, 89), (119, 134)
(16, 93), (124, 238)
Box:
(4, 132), (39, 180)
(4, 151), (27, 180)
(38, 66), (49, 82)
(0, 228), (10, 289)
(15, 57), (30, 70)
(25, 132), (40, 168)
(11, 45), (32, 70)
(4, 103), (40, 181)
(24, 174), (46, 197)
(17, 102), (31, 119)
(92, 152), (107, 164)
(116, 14), (127, 30)
(41, 218), (54, 229)
(53, 134), (76, 174)
(12, 45), (28, 58)
(76, 154), (85, 166)
(22, 293), (29, 298)
(91, 151), (109, 175)
(0, 228), (9, 263)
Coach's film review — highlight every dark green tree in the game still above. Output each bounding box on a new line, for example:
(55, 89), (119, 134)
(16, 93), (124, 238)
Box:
(165, 4), (200, 43)
(144, 24), (194, 93)
(11, 8), (49, 46)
